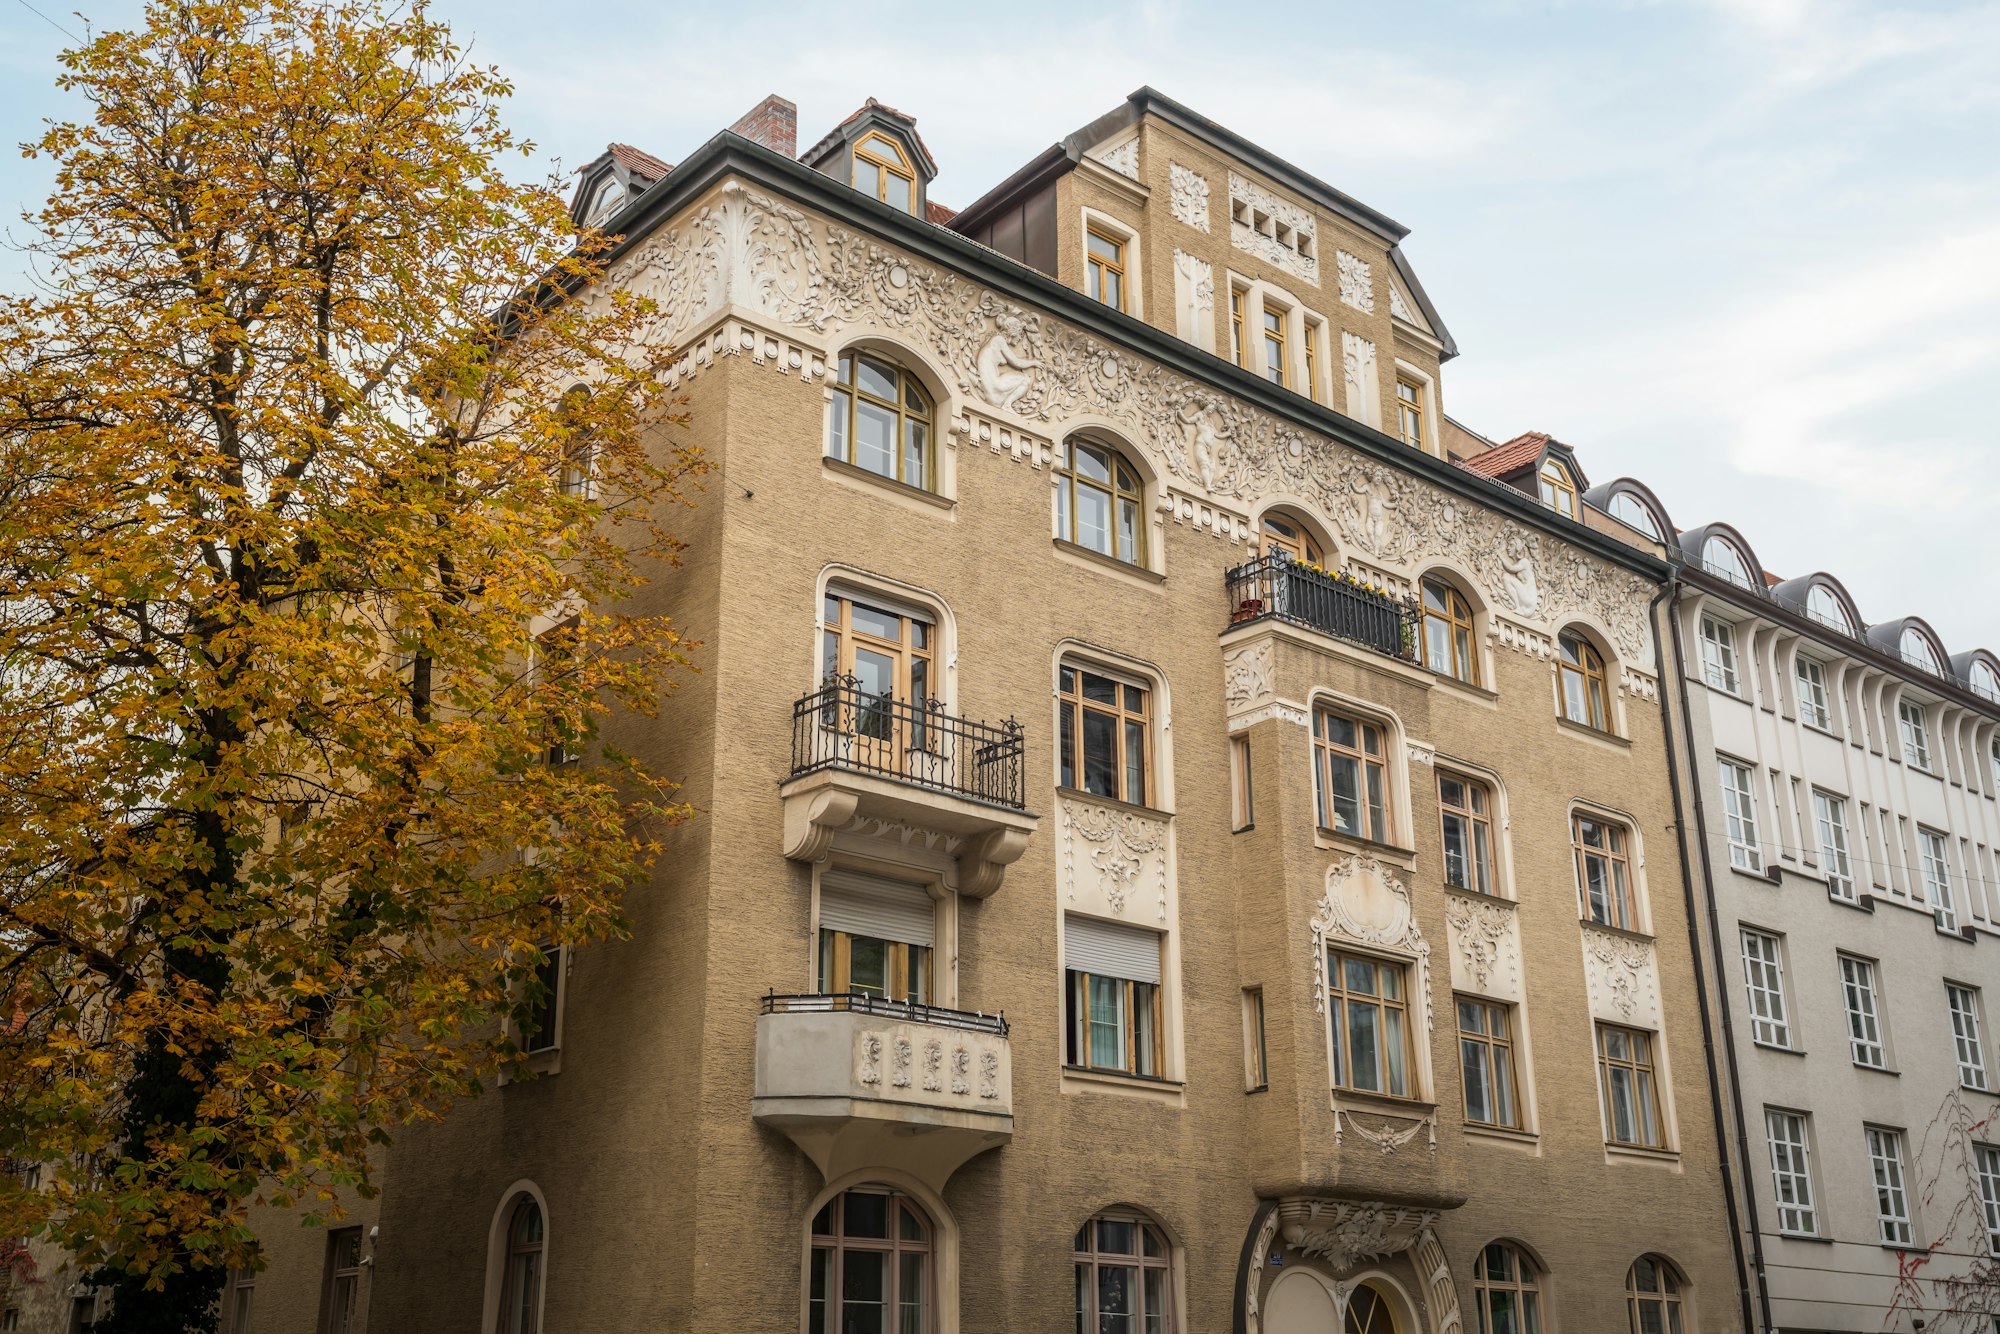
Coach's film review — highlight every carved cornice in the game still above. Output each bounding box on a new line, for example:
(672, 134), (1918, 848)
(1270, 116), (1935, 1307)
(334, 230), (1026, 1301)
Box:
(1277, 1199), (1439, 1272)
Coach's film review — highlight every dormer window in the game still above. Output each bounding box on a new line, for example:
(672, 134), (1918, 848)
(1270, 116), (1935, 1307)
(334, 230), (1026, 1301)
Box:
(853, 133), (915, 212)
(1538, 459), (1577, 518)
(1702, 536), (1754, 588)
(1899, 628), (1942, 675)
(584, 177), (626, 227)
(1806, 584), (1852, 634)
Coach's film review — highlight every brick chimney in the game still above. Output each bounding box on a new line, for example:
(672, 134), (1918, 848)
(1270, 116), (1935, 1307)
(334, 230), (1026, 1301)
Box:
(729, 95), (797, 159)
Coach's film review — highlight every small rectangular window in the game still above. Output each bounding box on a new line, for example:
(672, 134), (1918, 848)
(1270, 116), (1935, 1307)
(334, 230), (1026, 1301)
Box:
(1699, 616), (1740, 694)
(1457, 997), (1521, 1129)
(1899, 700), (1933, 770)
(523, 943), (562, 1054)
(1814, 791), (1856, 901)
(1975, 1142), (2000, 1255)
(1921, 829), (1957, 932)
(1229, 287), (1246, 368)
(1796, 656), (1831, 730)
(1395, 376), (1425, 449)
(1262, 306), (1288, 388)
(1438, 773), (1495, 896)
(1867, 1126), (1914, 1246)
(1230, 735), (1254, 831)
(1739, 929), (1791, 1048)
(1840, 954), (1887, 1069)
(1765, 1109), (1818, 1235)
(818, 870), (935, 1004)
(1064, 916), (1163, 1078)
(1085, 227), (1126, 312)
(1718, 759), (1763, 873)
(1949, 985), (1989, 1091)
(318, 1229), (364, 1334)
(1313, 706), (1391, 843)
(1242, 988), (1267, 1091)
(1573, 815), (1636, 931)
(1597, 1023), (1664, 1148)
(1326, 950), (1414, 1098)
(225, 1268), (256, 1334)
(1302, 321), (1322, 402)
(536, 616), (583, 768)
(1059, 663), (1151, 808)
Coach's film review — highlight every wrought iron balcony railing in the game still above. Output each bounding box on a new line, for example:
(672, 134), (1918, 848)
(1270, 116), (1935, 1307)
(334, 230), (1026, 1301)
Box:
(1225, 555), (1419, 662)
(760, 991), (1010, 1037)
(789, 676), (1027, 810)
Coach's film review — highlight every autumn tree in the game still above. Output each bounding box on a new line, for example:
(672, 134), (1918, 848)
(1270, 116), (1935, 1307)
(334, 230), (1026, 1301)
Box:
(0, 2), (699, 1329)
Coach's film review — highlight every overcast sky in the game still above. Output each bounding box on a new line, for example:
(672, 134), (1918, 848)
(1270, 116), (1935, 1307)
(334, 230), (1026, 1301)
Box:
(5, 0), (1997, 650)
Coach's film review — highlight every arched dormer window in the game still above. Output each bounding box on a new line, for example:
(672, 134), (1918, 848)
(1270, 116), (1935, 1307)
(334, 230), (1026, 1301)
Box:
(828, 351), (934, 490)
(853, 132), (916, 212)
(1538, 459), (1577, 518)
(1806, 583), (1852, 634)
(1900, 627), (1942, 675)
(1608, 491), (1661, 539)
(1557, 631), (1610, 731)
(1626, 1255), (1687, 1334)
(499, 1196), (545, 1334)
(1972, 659), (2000, 703)
(1702, 536), (1754, 588)
(1421, 576), (1479, 685)
(1057, 437), (1146, 566)
(1259, 509), (1323, 565)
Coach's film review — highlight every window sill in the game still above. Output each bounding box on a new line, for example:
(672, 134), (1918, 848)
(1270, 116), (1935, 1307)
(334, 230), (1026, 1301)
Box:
(1061, 1065), (1186, 1105)
(1462, 1122), (1539, 1152)
(1775, 1231), (1831, 1244)
(1853, 1062), (1899, 1077)
(1579, 917), (1655, 946)
(1057, 786), (1173, 822)
(1752, 1041), (1805, 1057)
(1698, 679), (1745, 701)
(1444, 885), (1516, 910)
(821, 455), (955, 510)
(1232, 822), (1255, 835)
(1961, 1081), (1994, 1096)
(1554, 715), (1629, 749)
(1604, 1142), (1681, 1169)
(1052, 538), (1165, 587)
(1314, 827), (1417, 865)
(1730, 862), (1782, 886)
(1426, 671), (1499, 705)
(502, 1046), (562, 1084)
(1333, 1088), (1436, 1117)
(1245, 1083), (1269, 1096)
(1829, 891), (1875, 914)
(1801, 720), (1841, 741)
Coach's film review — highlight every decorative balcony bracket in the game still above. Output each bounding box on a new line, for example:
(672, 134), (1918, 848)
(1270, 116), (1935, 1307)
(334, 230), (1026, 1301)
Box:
(778, 767), (1037, 898)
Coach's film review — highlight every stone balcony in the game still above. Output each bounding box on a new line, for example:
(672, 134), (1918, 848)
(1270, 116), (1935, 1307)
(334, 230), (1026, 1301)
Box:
(752, 994), (1013, 1191)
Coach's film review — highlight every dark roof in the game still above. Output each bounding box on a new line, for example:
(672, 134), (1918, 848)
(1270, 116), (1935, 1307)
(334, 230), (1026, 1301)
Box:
(607, 143), (673, 182)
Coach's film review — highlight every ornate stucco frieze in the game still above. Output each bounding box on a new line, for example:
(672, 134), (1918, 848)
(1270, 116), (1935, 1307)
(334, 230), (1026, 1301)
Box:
(1228, 172), (1319, 284)
(1168, 162), (1210, 232)
(1094, 137), (1140, 181)
(1336, 249), (1374, 313)
(1059, 793), (1170, 920)
(1277, 1199), (1439, 1271)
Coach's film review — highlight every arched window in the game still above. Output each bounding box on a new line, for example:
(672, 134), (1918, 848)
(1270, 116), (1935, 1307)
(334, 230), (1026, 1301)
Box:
(1970, 660), (2000, 702)
(1345, 1283), (1398, 1333)
(1701, 537), (1752, 587)
(1626, 1255), (1687, 1334)
(1057, 438), (1146, 566)
(1421, 577), (1479, 684)
(1472, 1242), (1542, 1333)
(828, 352), (934, 490)
(499, 1196), (544, 1334)
(1260, 509), (1323, 565)
(1609, 491), (1660, 539)
(584, 177), (625, 227)
(1074, 1212), (1172, 1333)
(853, 133), (916, 212)
(1805, 584), (1851, 634)
(1557, 632), (1609, 731)
(1538, 459), (1577, 518)
(810, 1188), (931, 1334)
(1899, 628), (1941, 674)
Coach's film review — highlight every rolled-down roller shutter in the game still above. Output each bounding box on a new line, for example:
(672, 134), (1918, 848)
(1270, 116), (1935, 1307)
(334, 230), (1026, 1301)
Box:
(1064, 915), (1162, 985)
(818, 869), (935, 947)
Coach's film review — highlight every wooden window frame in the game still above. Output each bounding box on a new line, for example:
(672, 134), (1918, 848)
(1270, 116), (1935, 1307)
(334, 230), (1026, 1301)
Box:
(1242, 987), (1267, 1091)
(1738, 928), (1790, 1048)
(1058, 660), (1152, 808)
(1073, 1215), (1174, 1334)
(852, 133), (916, 212)
(810, 1188), (932, 1334)
(1597, 1022), (1664, 1149)
(1395, 374), (1426, 449)
(1302, 320), (1322, 402)
(823, 590), (935, 704)
(521, 941), (563, 1055)
(1437, 771), (1495, 896)
(1086, 226), (1128, 313)
(1455, 996), (1520, 1129)
(535, 616), (582, 769)
(222, 1269), (255, 1334)
(1898, 699), (1932, 770)
(1055, 437), (1147, 567)
(1471, 1243), (1542, 1334)
(1538, 459), (1577, 517)
(1259, 510), (1323, 565)
(818, 928), (932, 1004)
(828, 351), (935, 490)
(1260, 303), (1289, 388)
(1230, 735), (1254, 832)
(1421, 577), (1479, 685)
(317, 1227), (364, 1334)
(1325, 948), (1415, 1099)
(1920, 827), (1956, 930)
(1625, 1256), (1686, 1334)
(1313, 706), (1391, 844)
(1974, 1142), (2000, 1255)
(1573, 814), (1636, 931)
(1066, 968), (1162, 1077)
(1557, 632), (1610, 731)
(554, 386), (594, 500)
(1765, 1107), (1819, 1235)
(1229, 287), (1246, 368)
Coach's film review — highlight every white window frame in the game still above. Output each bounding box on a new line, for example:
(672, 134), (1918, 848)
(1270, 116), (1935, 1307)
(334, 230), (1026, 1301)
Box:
(1700, 616), (1741, 694)
(1814, 791), (1856, 901)
(1899, 699), (1933, 770)
(1795, 656), (1831, 730)
(1921, 828), (1957, 932)
(1949, 984), (1989, 1091)
(1739, 928), (1791, 1048)
(1719, 758), (1763, 873)
(1866, 1126), (1915, 1246)
(1764, 1108), (1818, 1236)
(1841, 955), (1887, 1069)
(1975, 1142), (2000, 1256)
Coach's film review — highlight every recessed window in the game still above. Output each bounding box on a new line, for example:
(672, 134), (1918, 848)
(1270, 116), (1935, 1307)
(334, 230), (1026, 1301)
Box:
(1625, 1256), (1686, 1334)
(1806, 583), (1852, 634)
(1438, 772), (1495, 896)
(1813, 791), (1855, 901)
(522, 943), (562, 1054)
(1074, 1214), (1173, 1334)
(555, 386), (594, 500)
(823, 591), (933, 754)
(1259, 510), (1323, 564)
(1086, 227), (1127, 312)
(1920, 829), (1957, 931)
(224, 1268), (254, 1334)
(1718, 758), (1763, 873)
(1898, 700), (1932, 770)
(1395, 376), (1426, 449)
(1471, 1243), (1542, 1334)
(1739, 928), (1791, 1048)
(1840, 954), (1887, 1069)
(1229, 287), (1246, 368)
(1900, 627), (1942, 675)
(496, 1199), (545, 1334)
(1261, 306), (1288, 387)
(1064, 916), (1163, 1077)
(852, 133), (915, 212)
(1538, 459), (1577, 518)
(1574, 814), (1636, 931)
(319, 1229), (364, 1334)
(1975, 1143), (2000, 1255)
(1303, 320), (1322, 402)
(1609, 491), (1661, 539)
(1765, 1109), (1818, 1235)
(828, 351), (933, 490)
(1422, 578), (1479, 685)
(1243, 987), (1267, 1090)
(1597, 1024), (1663, 1148)
(1058, 662), (1151, 807)
(1327, 950), (1414, 1098)
(1948, 984), (1988, 1091)
(810, 1188), (931, 1334)
(1557, 632), (1609, 731)
(1457, 997), (1520, 1129)
(1056, 437), (1146, 566)
(1313, 706), (1390, 842)
(1702, 535), (1754, 587)
(1795, 656), (1831, 730)
(1866, 1126), (1914, 1246)
(818, 870), (935, 1003)
(1230, 735), (1254, 832)
(1699, 616), (1740, 694)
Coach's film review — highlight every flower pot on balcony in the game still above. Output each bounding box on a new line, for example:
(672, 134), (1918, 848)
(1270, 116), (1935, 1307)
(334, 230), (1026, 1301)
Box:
(1232, 598), (1265, 624)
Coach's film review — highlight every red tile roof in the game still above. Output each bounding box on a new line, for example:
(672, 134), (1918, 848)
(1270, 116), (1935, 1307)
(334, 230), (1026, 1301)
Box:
(1458, 432), (1550, 480)
(607, 143), (673, 182)
(925, 200), (958, 225)
(1762, 570), (1783, 587)
(833, 98), (938, 173)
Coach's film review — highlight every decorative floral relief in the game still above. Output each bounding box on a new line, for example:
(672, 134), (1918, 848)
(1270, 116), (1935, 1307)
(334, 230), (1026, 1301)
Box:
(950, 1046), (971, 1096)
(1169, 163), (1210, 231)
(1310, 856), (1433, 1034)
(891, 1036), (913, 1087)
(1244, 1207), (1284, 1334)
(1389, 284), (1417, 324)
(1223, 639), (1274, 711)
(1409, 1229), (1465, 1334)
(608, 184), (1659, 661)
(1341, 331), (1379, 429)
(1228, 172), (1318, 284)
(1583, 928), (1654, 1019)
(922, 1040), (944, 1092)
(1095, 138), (1140, 181)
(1279, 1199), (1439, 1272)
(1061, 794), (1169, 918)
(857, 1032), (883, 1086)
(1336, 250), (1374, 313)
(1444, 894), (1512, 990)
(979, 1051), (999, 1100)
